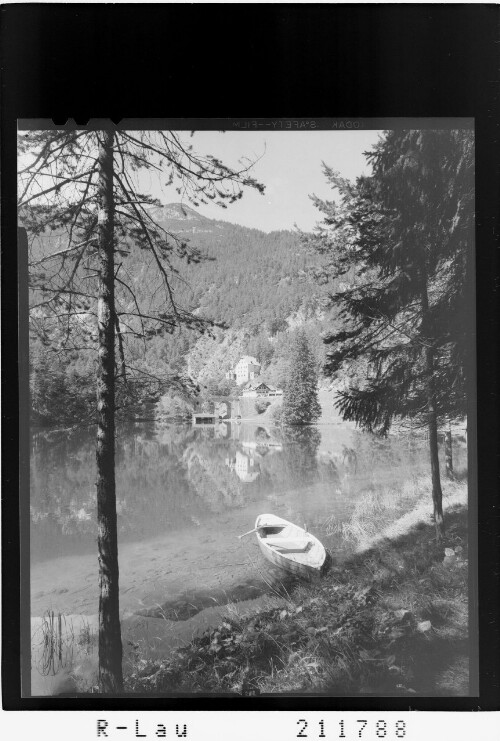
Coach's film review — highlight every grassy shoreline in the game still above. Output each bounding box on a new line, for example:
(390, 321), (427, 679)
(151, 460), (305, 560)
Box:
(125, 489), (469, 696)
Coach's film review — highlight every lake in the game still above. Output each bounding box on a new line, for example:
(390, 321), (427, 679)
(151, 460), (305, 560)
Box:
(30, 417), (467, 622)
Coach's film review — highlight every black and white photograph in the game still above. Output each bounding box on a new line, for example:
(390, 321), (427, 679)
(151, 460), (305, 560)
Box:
(19, 120), (476, 699)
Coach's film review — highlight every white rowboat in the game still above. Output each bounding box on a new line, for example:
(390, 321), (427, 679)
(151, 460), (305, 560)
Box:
(255, 513), (326, 578)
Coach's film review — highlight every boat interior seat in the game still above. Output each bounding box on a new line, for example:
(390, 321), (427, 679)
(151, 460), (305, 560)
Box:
(265, 537), (312, 552)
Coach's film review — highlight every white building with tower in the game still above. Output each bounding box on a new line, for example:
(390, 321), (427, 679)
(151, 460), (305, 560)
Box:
(225, 356), (261, 386)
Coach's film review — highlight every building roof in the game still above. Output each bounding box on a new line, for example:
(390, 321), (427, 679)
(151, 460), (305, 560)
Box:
(236, 356), (261, 366)
(242, 381), (274, 391)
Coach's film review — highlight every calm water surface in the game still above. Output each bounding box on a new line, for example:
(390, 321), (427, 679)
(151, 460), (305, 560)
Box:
(30, 421), (466, 619)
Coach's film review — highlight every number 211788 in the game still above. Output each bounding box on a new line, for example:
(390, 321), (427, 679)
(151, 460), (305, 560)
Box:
(297, 720), (407, 738)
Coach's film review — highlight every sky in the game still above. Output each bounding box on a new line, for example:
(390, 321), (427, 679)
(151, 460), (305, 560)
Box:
(147, 129), (383, 233)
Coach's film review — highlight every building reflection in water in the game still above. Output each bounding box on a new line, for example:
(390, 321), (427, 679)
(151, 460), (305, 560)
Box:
(225, 450), (260, 482)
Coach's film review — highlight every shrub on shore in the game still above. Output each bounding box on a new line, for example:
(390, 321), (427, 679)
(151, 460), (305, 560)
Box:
(255, 399), (271, 415)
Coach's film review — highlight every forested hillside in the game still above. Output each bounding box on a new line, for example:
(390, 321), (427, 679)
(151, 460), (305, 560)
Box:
(29, 203), (334, 425)
(146, 203), (321, 330)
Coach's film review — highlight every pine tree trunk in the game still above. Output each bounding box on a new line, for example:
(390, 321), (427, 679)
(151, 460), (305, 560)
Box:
(96, 130), (123, 693)
(425, 361), (444, 538)
(421, 279), (445, 540)
(445, 429), (454, 479)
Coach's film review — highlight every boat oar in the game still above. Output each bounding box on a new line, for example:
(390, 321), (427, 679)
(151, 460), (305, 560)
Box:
(238, 526), (262, 539)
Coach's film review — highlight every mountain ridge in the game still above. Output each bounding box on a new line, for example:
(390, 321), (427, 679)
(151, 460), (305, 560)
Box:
(150, 202), (295, 237)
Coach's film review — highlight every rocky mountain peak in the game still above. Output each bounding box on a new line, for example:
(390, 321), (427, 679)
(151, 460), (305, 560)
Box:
(151, 202), (210, 223)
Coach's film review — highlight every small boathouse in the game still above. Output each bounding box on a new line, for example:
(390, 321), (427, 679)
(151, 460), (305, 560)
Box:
(192, 412), (217, 425)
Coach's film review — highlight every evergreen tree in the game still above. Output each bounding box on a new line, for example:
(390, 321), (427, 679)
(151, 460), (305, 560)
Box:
(281, 330), (321, 425)
(308, 129), (474, 538)
(19, 127), (263, 692)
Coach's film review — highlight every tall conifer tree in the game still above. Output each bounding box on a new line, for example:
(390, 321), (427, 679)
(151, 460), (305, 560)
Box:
(281, 330), (321, 425)
(19, 127), (263, 691)
(307, 129), (474, 538)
